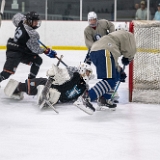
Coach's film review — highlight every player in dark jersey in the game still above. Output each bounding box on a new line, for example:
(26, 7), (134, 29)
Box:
(0, 11), (56, 84)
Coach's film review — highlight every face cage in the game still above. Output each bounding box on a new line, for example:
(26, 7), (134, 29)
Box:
(88, 19), (97, 27)
(32, 20), (41, 29)
(27, 19), (41, 29)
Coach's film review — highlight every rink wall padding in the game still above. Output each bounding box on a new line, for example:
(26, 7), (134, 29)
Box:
(0, 21), (128, 50)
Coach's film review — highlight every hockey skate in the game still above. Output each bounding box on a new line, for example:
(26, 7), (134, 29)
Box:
(73, 95), (95, 115)
(97, 96), (117, 111)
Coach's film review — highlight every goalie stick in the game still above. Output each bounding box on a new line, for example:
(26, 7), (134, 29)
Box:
(38, 40), (68, 67)
(39, 55), (64, 114)
(0, 0), (5, 27)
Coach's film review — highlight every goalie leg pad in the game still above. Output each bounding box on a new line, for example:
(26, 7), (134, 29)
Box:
(47, 88), (61, 105)
(37, 85), (61, 106)
(4, 79), (24, 100)
(37, 85), (45, 105)
(4, 79), (19, 97)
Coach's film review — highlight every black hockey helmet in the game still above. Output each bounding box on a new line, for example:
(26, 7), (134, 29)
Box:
(25, 11), (41, 29)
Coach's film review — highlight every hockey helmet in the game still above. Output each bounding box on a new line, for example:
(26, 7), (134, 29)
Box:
(78, 62), (93, 83)
(115, 23), (128, 31)
(25, 11), (41, 29)
(87, 11), (97, 27)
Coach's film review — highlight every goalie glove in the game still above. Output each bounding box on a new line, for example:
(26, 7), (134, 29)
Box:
(46, 64), (71, 85)
(44, 48), (57, 58)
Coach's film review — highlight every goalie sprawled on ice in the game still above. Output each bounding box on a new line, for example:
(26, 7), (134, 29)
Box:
(4, 63), (94, 109)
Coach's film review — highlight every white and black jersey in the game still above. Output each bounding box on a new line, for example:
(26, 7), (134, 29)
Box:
(7, 13), (44, 55)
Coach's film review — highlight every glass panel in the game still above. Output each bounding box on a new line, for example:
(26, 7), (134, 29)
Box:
(3, 0), (46, 20)
(116, 0), (134, 21)
(82, 0), (113, 21)
(48, 0), (80, 20)
(117, 0), (157, 21)
(2, 0), (158, 21)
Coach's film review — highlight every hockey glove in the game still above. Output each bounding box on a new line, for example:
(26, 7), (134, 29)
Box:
(94, 34), (101, 41)
(121, 57), (130, 66)
(44, 48), (57, 58)
(120, 68), (127, 82)
(84, 51), (91, 65)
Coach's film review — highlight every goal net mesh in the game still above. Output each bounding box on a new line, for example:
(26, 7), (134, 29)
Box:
(132, 20), (160, 103)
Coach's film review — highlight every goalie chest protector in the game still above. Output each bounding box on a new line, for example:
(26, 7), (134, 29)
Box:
(51, 72), (86, 102)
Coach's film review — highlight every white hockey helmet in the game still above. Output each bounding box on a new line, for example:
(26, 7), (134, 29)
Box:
(78, 62), (93, 83)
(115, 23), (128, 31)
(88, 11), (97, 21)
(87, 11), (97, 27)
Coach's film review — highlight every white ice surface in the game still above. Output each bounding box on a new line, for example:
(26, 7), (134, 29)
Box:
(0, 50), (160, 160)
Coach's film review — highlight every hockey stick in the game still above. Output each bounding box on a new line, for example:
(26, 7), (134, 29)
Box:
(57, 55), (63, 66)
(38, 40), (68, 67)
(0, 0), (5, 27)
(111, 65), (125, 101)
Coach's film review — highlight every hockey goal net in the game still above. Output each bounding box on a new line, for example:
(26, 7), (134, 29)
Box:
(129, 20), (160, 103)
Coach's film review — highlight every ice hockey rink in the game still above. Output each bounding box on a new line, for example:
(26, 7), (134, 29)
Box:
(0, 50), (160, 160)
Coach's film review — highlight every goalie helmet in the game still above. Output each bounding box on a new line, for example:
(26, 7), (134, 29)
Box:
(87, 11), (97, 27)
(115, 23), (128, 31)
(25, 11), (41, 29)
(78, 62), (93, 83)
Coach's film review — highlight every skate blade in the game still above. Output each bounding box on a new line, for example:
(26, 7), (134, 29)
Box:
(74, 103), (94, 115)
(96, 106), (116, 111)
(109, 108), (116, 111)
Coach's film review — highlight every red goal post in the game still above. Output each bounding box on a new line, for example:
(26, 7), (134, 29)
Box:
(129, 21), (134, 102)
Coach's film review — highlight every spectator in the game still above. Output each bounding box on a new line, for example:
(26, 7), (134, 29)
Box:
(153, 3), (160, 20)
(135, 3), (140, 10)
(135, 1), (151, 20)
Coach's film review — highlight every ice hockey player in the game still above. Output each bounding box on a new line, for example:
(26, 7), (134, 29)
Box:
(73, 25), (136, 115)
(0, 11), (57, 84)
(4, 62), (94, 109)
(84, 11), (115, 65)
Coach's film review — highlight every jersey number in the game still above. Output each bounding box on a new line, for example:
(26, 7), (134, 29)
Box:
(14, 27), (22, 42)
